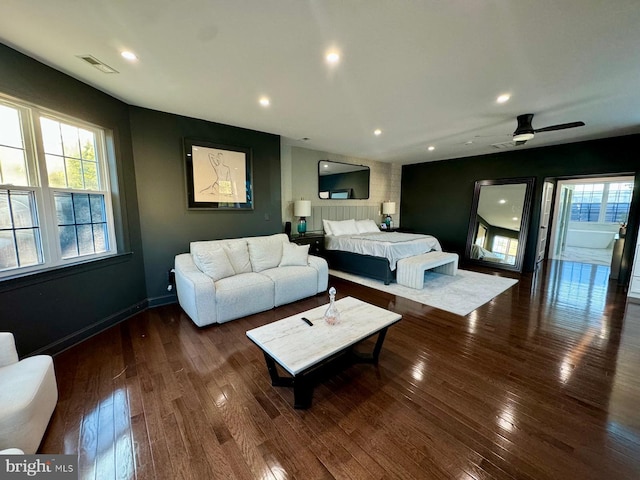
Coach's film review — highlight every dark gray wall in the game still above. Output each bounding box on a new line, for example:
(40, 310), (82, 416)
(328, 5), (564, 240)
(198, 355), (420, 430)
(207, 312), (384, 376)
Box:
(401, 135), (640, 280)
(129, 107), (282, 304)
(0, 43), (147, 356)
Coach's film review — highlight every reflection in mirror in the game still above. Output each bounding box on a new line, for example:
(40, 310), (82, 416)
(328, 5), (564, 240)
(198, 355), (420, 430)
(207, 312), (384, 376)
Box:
(466, 178), (535, 272)
(318, 160), (370, 199)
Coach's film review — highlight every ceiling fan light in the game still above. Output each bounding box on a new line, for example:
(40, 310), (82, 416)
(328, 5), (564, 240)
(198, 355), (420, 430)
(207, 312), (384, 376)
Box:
(513, 132), (534, 142)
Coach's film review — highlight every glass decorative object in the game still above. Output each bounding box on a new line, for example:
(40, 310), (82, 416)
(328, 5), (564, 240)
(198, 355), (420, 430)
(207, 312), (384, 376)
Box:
(297, 218), (307, 234)
(323, 287), (340, 325)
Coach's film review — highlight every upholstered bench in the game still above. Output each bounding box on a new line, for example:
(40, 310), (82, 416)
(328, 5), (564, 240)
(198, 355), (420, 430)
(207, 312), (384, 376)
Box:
(396, 251), (459, 289)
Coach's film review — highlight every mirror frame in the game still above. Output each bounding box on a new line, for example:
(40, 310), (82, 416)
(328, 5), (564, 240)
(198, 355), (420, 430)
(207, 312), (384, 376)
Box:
(318, 160), (370, 200)
(465, 177), (535, 272)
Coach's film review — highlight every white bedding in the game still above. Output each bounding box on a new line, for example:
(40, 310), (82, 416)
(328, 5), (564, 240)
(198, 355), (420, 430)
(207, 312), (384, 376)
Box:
(325, 232), (442, 270)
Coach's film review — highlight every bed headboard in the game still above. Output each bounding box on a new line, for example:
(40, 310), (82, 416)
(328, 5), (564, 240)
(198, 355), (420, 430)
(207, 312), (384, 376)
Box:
(307, 205), (380, 232)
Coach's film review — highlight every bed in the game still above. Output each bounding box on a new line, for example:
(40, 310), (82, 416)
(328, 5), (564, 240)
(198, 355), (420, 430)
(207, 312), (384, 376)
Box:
(323, 219), (442, 284)
(470, 244), (504, 263)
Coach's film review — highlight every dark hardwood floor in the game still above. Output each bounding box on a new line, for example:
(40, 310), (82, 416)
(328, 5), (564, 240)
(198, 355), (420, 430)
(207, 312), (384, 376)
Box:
(40, 260), (640, 479)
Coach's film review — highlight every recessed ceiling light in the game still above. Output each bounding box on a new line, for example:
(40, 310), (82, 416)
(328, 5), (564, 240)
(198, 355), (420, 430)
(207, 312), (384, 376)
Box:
(259, 97), (270, 107)
(497, 93), (511, 104)
(326, 51), (340, 64)
(499, 199), (506, 204)
(374, 129), (382, 136)
(427, 145), (435, 151)
(121, 51), (138, 61)
(512, 217), (518, 221)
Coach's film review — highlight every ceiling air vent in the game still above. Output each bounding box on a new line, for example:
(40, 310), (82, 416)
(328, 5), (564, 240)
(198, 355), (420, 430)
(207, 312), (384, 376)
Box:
(77, 55), (119, 74)
(490, 141), (516, 150)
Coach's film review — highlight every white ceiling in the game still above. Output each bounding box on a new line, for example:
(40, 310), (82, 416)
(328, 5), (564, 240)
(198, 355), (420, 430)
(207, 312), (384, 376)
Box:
(2, 1), (640, 165)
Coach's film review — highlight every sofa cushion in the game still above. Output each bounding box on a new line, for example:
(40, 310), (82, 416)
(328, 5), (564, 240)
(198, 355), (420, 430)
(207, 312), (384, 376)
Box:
(247, 234), (287, 272)
(224, 242), (252, 274)
(261, 266), (318, 307)
(279, 243), (309, 267)
(192, 248), (235, 282)
(214, 272), (275, 323)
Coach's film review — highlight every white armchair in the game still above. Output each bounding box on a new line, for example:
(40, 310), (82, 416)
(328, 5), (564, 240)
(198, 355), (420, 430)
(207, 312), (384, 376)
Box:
(0, 333), (58, 454)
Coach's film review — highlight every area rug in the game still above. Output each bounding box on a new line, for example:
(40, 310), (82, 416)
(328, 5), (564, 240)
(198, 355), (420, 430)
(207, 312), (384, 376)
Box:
(329, 268), (518, 316)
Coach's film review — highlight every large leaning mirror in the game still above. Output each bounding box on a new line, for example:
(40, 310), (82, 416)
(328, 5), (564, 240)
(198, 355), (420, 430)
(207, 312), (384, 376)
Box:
(465, 177), (535, 272)
(318, 160), (370, 199)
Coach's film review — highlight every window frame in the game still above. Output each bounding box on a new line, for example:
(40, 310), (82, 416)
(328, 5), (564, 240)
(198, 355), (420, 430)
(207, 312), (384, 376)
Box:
(0, 94), (118, 279)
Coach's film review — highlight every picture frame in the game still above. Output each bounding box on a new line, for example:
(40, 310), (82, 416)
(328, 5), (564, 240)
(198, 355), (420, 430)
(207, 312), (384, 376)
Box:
(184, 138), (253, 210)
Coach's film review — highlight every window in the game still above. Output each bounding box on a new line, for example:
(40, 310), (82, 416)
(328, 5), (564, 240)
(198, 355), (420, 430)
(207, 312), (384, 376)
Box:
(0, 95), (116, 277)
(492, 236), (518, 264)
(570, 184), (603, 222)
(570, 181), (633, 223)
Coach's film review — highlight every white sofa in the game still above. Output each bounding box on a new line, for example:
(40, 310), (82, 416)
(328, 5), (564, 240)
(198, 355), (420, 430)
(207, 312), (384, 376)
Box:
(175, 233), (329, 327)
(0, 332), (58, 454)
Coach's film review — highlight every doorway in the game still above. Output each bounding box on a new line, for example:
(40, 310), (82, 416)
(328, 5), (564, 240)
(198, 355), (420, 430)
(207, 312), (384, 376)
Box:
(546, 176), (634, 267)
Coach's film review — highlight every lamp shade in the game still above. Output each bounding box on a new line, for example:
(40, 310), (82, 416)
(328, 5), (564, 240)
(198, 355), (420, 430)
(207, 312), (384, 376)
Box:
(294, 200), (311, 217)
(382, 201), (396, 215)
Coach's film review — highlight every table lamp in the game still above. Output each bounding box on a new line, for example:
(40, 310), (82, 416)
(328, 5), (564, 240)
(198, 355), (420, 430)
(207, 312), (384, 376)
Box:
(294, 200), (311, 235)
(382, 201), (396, 229)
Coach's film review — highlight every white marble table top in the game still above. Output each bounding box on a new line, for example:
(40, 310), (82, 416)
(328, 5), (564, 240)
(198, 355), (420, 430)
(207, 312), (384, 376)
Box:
(246, 296), (401, 375)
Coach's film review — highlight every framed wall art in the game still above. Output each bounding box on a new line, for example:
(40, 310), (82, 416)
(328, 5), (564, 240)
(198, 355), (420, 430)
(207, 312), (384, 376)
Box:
(184, 138), (253, 210)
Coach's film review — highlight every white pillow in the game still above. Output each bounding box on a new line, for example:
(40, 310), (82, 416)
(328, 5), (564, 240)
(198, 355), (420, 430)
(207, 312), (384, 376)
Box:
(247, 234), (285, 272)
(356, 219), (381, 233)
(322, 219), (334, 236)
(279, 243), (310, 266)
(223, 242), (252, 274)
(328, 219), (358, 236)
(192, 249), (235, 282)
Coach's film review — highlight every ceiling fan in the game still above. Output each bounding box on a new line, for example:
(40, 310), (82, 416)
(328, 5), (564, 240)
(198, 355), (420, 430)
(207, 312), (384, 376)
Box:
(512, 113), (585, 145)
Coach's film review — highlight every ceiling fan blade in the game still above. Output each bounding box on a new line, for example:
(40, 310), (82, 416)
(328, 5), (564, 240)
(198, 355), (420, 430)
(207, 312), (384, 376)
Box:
(534, 121), (585, 133)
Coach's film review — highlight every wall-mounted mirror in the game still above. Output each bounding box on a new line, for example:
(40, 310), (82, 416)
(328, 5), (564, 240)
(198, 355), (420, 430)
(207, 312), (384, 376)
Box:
(318, 160), (370, 199)
(465, 177), (535, 272)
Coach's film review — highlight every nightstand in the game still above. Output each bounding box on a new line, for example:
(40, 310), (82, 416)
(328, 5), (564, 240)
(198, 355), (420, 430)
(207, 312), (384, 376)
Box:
(291, 232), (325, 256)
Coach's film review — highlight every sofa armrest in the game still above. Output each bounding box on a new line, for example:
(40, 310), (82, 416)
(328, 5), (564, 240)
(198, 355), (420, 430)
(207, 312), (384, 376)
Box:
(0, 332), (19, 367)
(308, 255), (329, 293)
(174, 253), (218, 327)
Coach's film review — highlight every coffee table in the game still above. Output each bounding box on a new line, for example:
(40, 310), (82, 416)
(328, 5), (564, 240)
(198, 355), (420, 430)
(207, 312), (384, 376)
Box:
(246, 296), (401, 408)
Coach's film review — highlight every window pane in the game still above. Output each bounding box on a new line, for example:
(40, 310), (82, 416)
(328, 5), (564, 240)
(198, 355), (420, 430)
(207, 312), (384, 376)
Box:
(77, 224), (94, 255)
(79, 129), (96, 160)
(10, 191), (36, 228)
(94, 224), (108, 252)
(55, 192), (74, 224)
(66, 158), (84, 189)
(0, 191), (10, 228)
(61, 123), (81, 159)
(40, 117), (63, 155)
(46, 154), (67, 187)
(0, 231), (18, 270)
(15, 229), (40, 266)
(0, 146), (29, 186)
(0, 104), (23, 149)
(83, 161), (99, 190)
(90, 194), (105, 222)
(73, 194), (91, 223)
(59, 225), (78, 258)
